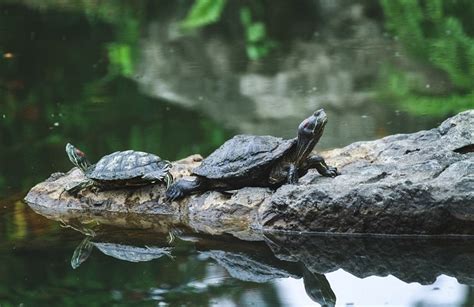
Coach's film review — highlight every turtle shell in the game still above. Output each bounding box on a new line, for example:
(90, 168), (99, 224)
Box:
(193, 135), (295, 180)
(86, 150), (169, 181)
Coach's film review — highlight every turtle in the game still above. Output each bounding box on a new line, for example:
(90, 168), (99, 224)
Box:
(166, 109), (338, 200)
(70, 236), (173, 269)
(65, 143), (173, 195)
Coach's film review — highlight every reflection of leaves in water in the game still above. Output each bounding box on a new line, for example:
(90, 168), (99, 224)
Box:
(181, 0), (227, 29)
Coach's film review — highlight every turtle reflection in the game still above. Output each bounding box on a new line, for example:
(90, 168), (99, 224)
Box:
(68, 232), (337, 305)
(303, 267), (336, 307)
(70, 236), (173, 269)
(199, 248), (336, 306)
(60, 218), (97, 237)
(71, 236), (94, 269)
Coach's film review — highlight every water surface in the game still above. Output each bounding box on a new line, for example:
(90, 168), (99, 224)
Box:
(1, 2), (472, 306)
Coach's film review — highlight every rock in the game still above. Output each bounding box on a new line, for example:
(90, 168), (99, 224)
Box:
(186, 187), (272, 241)
(259, 110), (474, 234)
(65, 227), (474, 299)
(25, 154), (203, 217)
(25, 111), (474, 236)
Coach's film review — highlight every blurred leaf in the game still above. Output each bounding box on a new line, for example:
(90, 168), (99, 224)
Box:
(378, 65), (474, 116)
(181, 0), (227, 29)
(246, 45), (260, 60)
(247, 22), (266, 42)
(399, 92), (474, 116)
(382, 0), (474, 90)
(239, 7), (274, 60)
(426, 0), (443, 20)
(107, 43), (133, 77)
(380, 0), (474, 115)
(239, 7), (252, 26)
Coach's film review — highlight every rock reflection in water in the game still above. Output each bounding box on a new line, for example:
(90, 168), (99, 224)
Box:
(57, 215), (473, 305)
(64, 218), (336, 305)
(265, 233), (474, 286)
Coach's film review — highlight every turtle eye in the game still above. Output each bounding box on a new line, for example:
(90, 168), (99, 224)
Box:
(76, 149), (85, 157)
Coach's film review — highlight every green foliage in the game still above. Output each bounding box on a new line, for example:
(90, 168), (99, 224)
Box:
(181, 0), (227, 29)
(429, 17), (474, 89)
(399, 93), (474, 116)
(379, 64), (474, 116)
(239, 7), (275, 60)
(107, 43), (133, 77)
(380, 0), (474, 115)
(381, 0), (426, 57)
(180, 0), (274, 60)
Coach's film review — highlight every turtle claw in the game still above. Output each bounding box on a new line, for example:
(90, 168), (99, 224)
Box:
(325, 166), (339, 177)
(165, 184), (183, 201)
(165, 179), (201, 201)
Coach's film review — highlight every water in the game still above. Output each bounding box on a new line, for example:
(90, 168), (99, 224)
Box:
(1, 1), (472, 306)
(2, 200), (473, 306)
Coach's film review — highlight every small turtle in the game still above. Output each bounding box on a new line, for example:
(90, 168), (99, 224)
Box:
(70, 236), (173, 269)
(65, 143), (173, 194)
(166, 109), (338, 200)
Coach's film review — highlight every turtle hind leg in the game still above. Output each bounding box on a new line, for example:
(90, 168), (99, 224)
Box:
(163, 172), (173, 189)
(165, 178), (205, 201)
(142, 170), (174, 188)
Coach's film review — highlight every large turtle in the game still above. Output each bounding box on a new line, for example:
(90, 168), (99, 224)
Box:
(166, 109), (338, 200)
(65, 143), (173, 194)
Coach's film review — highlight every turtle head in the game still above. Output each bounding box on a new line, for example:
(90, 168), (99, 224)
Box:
(295, 109), (328, 164)
(66, 143), (91, 172)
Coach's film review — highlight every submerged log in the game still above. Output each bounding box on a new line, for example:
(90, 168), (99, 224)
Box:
(25, 110), (474, 236)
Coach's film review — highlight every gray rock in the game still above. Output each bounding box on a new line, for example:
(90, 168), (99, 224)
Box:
(25, 111), (474, 235)
(259, 110), (474, 234)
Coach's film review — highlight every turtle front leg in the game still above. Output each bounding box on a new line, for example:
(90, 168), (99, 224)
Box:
(302, 155), (339, 177)
(165, 177), (205, 201)
(64, 179), (95, 196)
(287, 164), (299, 184)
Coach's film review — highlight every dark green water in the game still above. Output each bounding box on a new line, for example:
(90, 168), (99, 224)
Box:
(1, 2), (473, 306)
